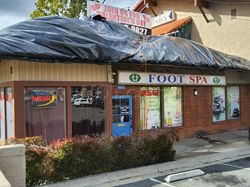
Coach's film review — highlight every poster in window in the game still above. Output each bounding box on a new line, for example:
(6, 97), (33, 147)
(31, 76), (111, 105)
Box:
(32, 89), (57, 109)
(164, 87), (183, 127)
(6, 88), (14, 138)
(227, 86), (240, 119)
(0, 88), (5, 140)
(140, 87), (161, 130)
(212, 87), (226, 122)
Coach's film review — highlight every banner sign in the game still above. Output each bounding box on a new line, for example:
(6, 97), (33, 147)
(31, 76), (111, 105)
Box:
(118, 71), (226, 86)
(32, 90), (57, 109)
(87, 1), (151, 35)
(151, 11), (176, 28)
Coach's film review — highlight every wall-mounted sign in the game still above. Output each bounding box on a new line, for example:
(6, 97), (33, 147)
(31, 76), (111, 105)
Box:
(118, 71), (226, 86)
(87, 1), (151, 35)
(151, 11), (176, 28)
(32, 90), (57, 109)
(123, 23), (151, 35)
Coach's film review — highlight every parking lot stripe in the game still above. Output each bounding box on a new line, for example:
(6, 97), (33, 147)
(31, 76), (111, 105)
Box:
(221, 164), (250, 171)
(149, 178), (176, 187)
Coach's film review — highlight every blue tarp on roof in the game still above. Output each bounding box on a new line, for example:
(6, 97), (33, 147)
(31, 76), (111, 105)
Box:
(0, 16), (249, 71)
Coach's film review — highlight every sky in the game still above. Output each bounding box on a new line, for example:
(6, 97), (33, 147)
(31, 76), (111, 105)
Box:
(0, 0), (138, 30)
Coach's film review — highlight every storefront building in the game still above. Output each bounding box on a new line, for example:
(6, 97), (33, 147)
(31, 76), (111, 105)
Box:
(112, 65), (250, 138)
(0, 16), (249, 143)
(0, 60), (113, 143)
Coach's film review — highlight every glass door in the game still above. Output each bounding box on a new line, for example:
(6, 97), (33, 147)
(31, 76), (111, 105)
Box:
(112, 95), (133, 137)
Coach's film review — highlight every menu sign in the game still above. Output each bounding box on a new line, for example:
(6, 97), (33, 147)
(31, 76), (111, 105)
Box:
(87, 1), (152, 35)
(32, 90), (57, 109)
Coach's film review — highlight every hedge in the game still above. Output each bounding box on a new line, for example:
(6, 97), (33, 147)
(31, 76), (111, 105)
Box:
(9, 130), (177, 186)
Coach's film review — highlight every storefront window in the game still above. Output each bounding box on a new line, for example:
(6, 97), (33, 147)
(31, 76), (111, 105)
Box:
(227, 86), (240, 119)
(164, 87), (183, 127)
(140, 87), (161, 130)
(212, 87), (226, 122)
(6, 88), (14, 138)
(0, 88), (5, 140)
(25, 87), (66, 143)
(72, 86), (105, 136)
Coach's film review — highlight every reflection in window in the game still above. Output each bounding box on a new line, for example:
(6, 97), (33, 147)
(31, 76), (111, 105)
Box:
(164, 87), (183, 127)
(227, 86), (240, 119)
(140, 87), (161, 130)
(25, 87), (66, 143)
(0, 88), (5, 140)
(212, 87), (226, 122)
(72, 86), (105, 136)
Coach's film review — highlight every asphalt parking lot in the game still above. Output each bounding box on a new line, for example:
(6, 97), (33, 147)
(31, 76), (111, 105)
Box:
(117, 157), (250, 187)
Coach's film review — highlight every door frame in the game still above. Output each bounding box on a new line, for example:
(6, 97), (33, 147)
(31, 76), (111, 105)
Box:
(112, 95), (133, 136)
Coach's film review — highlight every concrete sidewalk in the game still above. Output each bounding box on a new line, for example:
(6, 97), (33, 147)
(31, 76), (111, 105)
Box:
(44, 130), (250, 187)
(174, 130), (250, 158)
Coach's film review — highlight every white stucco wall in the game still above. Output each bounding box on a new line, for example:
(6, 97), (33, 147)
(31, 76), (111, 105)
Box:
(143, 1), (250, 60)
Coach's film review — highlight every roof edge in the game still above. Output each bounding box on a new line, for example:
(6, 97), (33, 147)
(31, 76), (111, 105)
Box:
(133, 0), (145, 12)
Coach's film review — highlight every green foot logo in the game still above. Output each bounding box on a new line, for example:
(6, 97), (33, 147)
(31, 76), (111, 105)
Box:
(129, 73), (141, 83)
(213, 77), (220, 84)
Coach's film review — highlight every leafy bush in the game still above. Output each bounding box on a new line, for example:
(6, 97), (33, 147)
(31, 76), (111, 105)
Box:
(12, 130), (177, 186)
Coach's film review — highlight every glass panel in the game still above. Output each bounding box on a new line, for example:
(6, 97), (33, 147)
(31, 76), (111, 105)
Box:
(112, 99), (121, 115)
(122, 115), (130, 122)
(0, 88), (5, 140)
(227, 86), (240, 119)
(140, 87), (161, 130)
(72, 86), (105, 136)
(164, 87), (183, 127)
(6, 88), (14, 138)
(112, 115), (130, 123)
(212, 87), (226, 122)
(120, 99), (130, 115)
(113, 115), (121, 123)
(25, 87), (66, 143)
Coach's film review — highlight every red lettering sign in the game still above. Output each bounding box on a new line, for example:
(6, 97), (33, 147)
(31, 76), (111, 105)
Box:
(88, 1), (151, 29)
(189, 76), (208, 84)
(140, 90), (160, 96)
(32, 95), (52, 102)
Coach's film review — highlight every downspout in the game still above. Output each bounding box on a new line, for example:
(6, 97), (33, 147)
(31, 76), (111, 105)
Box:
(194, 0), (210, 23)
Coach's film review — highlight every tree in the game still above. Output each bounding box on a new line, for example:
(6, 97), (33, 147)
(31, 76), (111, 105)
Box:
(31, 0), (99, 19)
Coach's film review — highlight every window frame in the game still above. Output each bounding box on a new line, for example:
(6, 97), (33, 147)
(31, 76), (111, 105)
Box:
(162, 86), (184, 128)
(226, 85), (241, 121)
(71, 85), (106, 136)
(212, 86), (226, 123)
(24, 86), (67, 142)
(139, 86), (184, 130)
(139, 86), (162, 130)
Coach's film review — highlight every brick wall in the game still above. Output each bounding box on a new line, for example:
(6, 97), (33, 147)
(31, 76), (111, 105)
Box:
(181, 85), (250, 138)
(112, 85), (250, 139)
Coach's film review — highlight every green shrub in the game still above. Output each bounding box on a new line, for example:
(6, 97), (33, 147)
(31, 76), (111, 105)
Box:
(110, 136), (138, 170)
(8, 136), (45, 146)
(135, 130), (176, 166)
(12, 130), (177, 186)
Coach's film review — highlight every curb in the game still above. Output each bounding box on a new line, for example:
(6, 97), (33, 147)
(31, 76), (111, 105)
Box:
(164, 169), (205, 183)
(43, 147), (250, 187)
